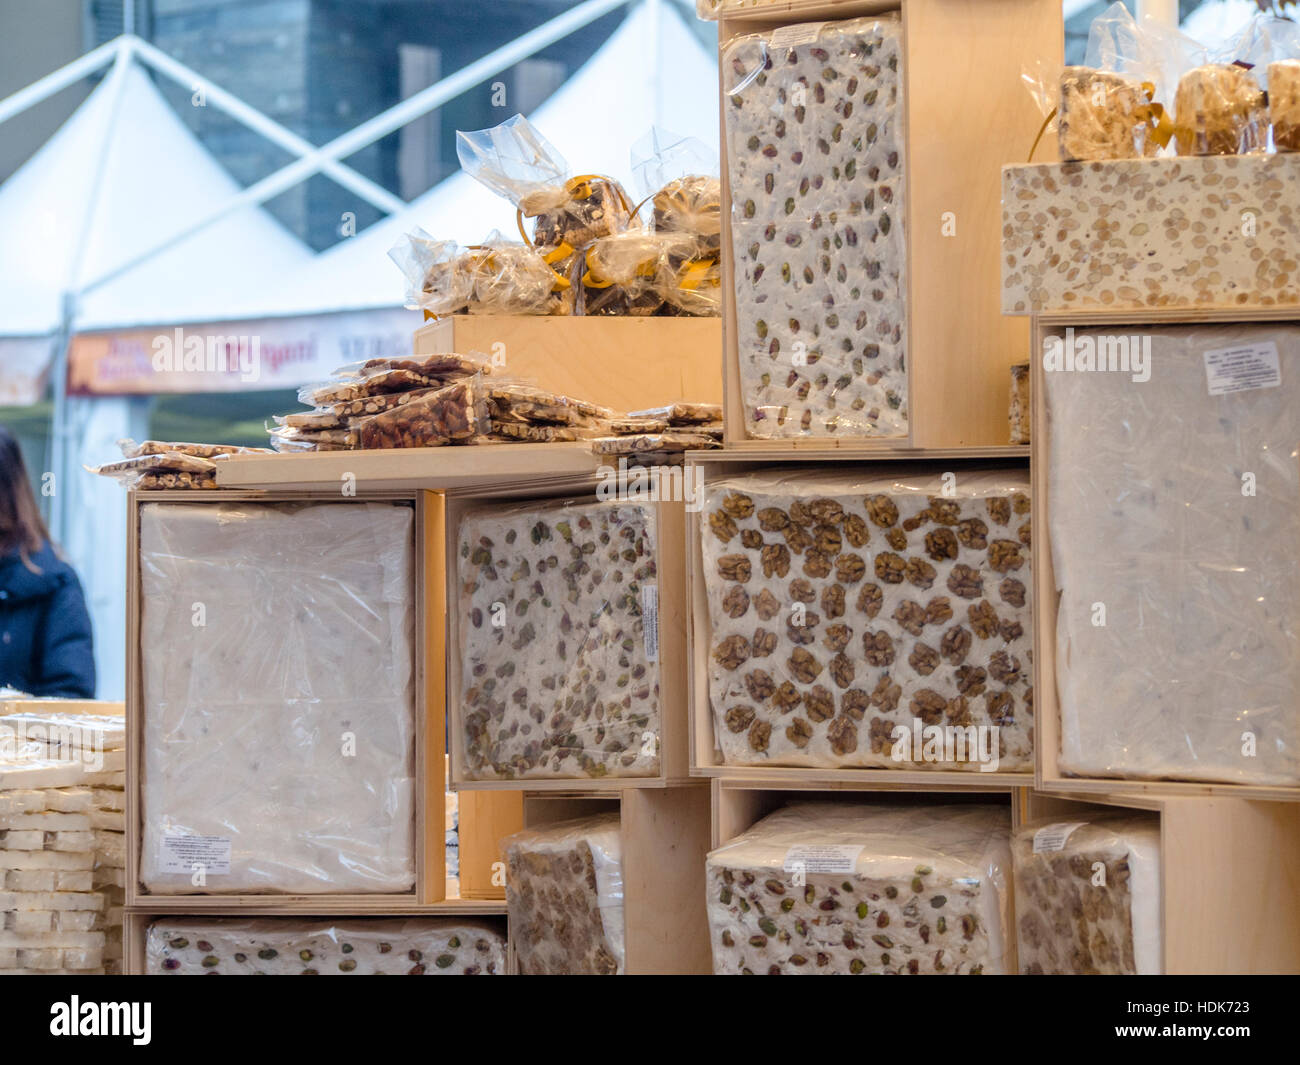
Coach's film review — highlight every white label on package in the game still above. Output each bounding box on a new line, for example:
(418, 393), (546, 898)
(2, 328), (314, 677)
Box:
(641, 584), (659, 662)
(1032, 823), (1087, 854)
(782, 844), (864, 874)
(1203, 341), (1281, 396)
(158, 834), (231, 875)
(770, 22), (825, 49)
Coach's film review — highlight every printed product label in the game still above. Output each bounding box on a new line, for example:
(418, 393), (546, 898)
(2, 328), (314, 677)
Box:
(1033, 823), (1087, 854)
(782, 844), (864, 874)
(1204, 341), (1281, 396)
(158, 834), (232, 875)
(641, 584), (659, 662)
(770, 22), (825, 49)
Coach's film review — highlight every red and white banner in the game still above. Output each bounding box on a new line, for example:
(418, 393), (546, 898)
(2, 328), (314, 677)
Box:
(66, 308), (418, 396)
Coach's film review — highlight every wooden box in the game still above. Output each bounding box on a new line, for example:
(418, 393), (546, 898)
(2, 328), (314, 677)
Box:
(515, 785), (712, 974)
(1002, 155), (1300, 316)
(1031, 311), (1300, 801)
(709, 778), (1024, 973)
(444, 480), (694, 791)
(685, 451), (1034, 787)
(123, 909), (509, 976)
(414, 314), (723, 412)
(711, 0), (1062, 450)
(125, 489), (519, 910)
(1024, 789), (1300, 974)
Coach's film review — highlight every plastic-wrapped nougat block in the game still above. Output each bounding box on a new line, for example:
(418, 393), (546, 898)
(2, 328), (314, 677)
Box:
(1013, 816), (1161, 974)
(1047, 323), (1300, 785)
(146, 917), (506, 974)
(708, 803), (1011, 974)
(139, 502), (417, 893)
(723, 17), (907, 439)
(503, 813), (623, 974)
(458, 499), (660, 780)
(701, 469), (1032, 771)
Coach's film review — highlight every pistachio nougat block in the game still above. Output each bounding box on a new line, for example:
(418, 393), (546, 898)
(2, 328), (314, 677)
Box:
(708, 803), (1012, 975)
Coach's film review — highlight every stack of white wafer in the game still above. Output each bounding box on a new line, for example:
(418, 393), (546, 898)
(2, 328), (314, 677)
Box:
(0, 709), (126, 974)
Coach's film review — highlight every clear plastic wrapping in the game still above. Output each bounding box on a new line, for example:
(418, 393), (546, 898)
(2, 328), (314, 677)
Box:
(139, 501), (416, 893)
(1046, 323), (1300, 785)
(120, 439), (269, 459)
(1173, 63), (1266, 156)
(1057, 67), (1165, 161)
(457, 497), (660, 781)
(87, 452), (217, 489)
(701, 469), (1033, 772)
(591, 431), (720, 455)
(463, 239), (572, 315)
(503, 813), (624, 975)
(1271, 60), (1300, 151)
(574, 231), (695, 317)
(348, 353), (491, 379)
(486, 383), (612, 427)
(724, 17), (907, 438)
(457, 115), (633, 286)
(388, 229), (474, 315)
(357, 378), (488, 450)
(1021, 2), (1197, 161)
(390, 230), (570, 317)
(1224, 13), (1300, 152)
(1012, 815), (1161, 975)
(707, 803), (1012, 975)
(146, 917), (506, 975)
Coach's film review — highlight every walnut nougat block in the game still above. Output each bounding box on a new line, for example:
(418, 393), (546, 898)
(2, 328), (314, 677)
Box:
(503, 814), (624, 975)
(701, 469), (1032, 771)
(723, 17), (907, 439)
(708, 804), (1012, 975)
(1012, 816), (1162, 974)
(458, 499), (660, 780)
(146, 917), (506, 975)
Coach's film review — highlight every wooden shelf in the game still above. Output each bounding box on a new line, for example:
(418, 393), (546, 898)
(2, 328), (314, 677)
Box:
(124, 896), (507, 916)
(687, 445), (1030, 463)
(214, 443), (603, 492)
(694, 765), (1031, 788)
(1025, 791), (1300, 974)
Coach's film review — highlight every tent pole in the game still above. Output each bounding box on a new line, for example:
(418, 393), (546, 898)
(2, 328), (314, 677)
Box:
(0, 39), (121, 129)
(48, 296), (73, 547)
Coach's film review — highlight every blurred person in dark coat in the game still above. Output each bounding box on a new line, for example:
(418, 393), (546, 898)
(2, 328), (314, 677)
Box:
(0, 427), (95, 697)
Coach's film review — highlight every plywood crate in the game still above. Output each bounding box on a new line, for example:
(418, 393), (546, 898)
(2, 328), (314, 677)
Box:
(1002, 155), (1300, 317)
(444, 479), (694, 791)
(125, 489), (520, 911)
(708, 0), (1061, 449)
(686, 452), (1034, 787)
(1030, 311), (1300, 801)
(123, 908), (509, 976)
(515, 785), (712, 974)
(414, 314), (723, 412)
(1023, 790), (1300, 975)
(709, 777), (1024, 973)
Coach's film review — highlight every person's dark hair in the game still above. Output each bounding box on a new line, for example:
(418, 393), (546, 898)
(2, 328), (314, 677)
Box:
(0, 427), (49, 569)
